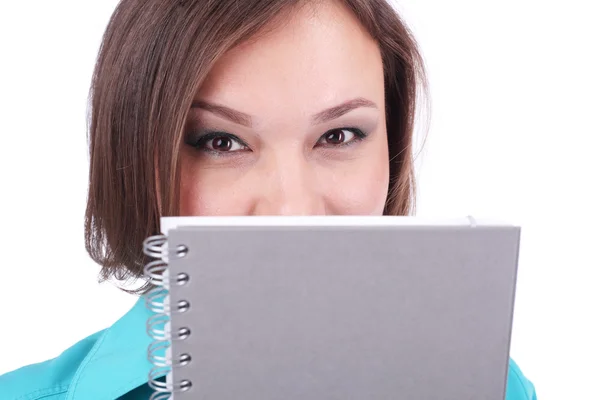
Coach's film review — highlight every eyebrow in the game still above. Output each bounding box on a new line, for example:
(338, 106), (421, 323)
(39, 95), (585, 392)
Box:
(190, 97), (377, 127)
(190, 100), (252, 127)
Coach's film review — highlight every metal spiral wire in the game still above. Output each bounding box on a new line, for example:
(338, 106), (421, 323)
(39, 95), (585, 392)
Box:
(143, 234), (192, 400)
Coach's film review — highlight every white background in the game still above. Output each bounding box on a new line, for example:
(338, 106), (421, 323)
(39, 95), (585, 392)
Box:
(0, 1), (598, 399)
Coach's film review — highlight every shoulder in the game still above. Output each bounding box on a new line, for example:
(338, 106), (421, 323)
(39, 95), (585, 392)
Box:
(506, 358), (537, 400)
(0, 297), (153, 400)
(0, 330), (106, 400)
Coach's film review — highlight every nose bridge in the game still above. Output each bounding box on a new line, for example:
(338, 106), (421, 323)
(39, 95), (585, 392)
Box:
(255, 151), (324, 216)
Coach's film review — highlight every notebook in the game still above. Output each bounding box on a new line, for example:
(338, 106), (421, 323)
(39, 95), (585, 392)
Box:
(143, 216), (521, 400)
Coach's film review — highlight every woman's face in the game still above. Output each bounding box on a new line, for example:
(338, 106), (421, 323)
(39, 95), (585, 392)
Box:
(180, 1), (389, 216)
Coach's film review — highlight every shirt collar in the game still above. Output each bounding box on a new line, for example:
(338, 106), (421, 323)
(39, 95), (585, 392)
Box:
(66, 296), (153, 400)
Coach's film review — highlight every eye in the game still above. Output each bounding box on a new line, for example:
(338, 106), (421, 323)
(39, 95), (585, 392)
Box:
(186, 132), (248, 154)
(317, 128), (366, 147)
(205, 136), (245, 152)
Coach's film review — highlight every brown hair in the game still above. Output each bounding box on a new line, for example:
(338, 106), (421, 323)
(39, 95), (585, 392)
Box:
(85, 0), (428, 287)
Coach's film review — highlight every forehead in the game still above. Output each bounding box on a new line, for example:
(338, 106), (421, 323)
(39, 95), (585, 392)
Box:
(196, 1), (384, 118)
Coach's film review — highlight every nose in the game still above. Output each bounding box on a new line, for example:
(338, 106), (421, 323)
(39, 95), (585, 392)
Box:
(251, 155), (326, 216)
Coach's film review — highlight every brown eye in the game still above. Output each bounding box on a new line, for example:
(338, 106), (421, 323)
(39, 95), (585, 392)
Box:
(324, 129), (347, 145)
(187, 132), (248, 153)
(318, 128), (365, 147)
(210, 136), (233, 151)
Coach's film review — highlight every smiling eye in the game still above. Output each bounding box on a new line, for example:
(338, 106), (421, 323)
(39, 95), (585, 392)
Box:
(205, 136), (246, 152)
(187, 132), (248, 154)
(318, 128), (366, 147)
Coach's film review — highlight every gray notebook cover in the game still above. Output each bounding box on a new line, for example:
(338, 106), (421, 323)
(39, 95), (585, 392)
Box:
(164, 222), (520, 400)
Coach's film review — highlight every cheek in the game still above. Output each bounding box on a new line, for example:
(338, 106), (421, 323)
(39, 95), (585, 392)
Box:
(178, 152), (246, 216)
(179, 167), (206, 216)
(323, 127), (390, 215)
(325, 150), (389, 215)
(180, 175), (242, 216)
(179, 170), (207, 216)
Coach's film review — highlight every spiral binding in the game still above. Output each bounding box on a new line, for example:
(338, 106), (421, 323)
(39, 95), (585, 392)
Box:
(143, 235), (192, 400)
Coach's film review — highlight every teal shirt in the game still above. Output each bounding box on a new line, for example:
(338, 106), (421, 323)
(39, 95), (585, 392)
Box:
(0, 297), (537, 400)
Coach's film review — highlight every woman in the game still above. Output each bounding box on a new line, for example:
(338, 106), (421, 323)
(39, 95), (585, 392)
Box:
(0, 0), (537, 399)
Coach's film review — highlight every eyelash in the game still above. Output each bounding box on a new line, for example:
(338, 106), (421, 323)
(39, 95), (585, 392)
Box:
(185, 128), (368, 156)
(186, 132), (249, 155)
